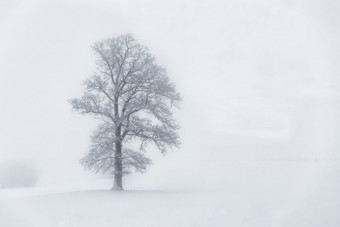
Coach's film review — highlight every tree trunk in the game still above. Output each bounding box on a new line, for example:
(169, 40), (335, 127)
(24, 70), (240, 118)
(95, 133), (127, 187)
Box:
(113, 125), (123, 190)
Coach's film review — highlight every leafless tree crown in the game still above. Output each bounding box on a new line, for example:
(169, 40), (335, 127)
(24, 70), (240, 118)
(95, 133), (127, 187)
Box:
(70, 34), (181, 176)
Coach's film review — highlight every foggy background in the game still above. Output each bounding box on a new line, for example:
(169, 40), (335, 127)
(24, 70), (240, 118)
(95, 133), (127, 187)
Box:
(0, 0), (339, 197)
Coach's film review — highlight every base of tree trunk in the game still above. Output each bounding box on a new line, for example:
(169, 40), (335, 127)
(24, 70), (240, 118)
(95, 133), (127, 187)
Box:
(111, 185), (124, 191)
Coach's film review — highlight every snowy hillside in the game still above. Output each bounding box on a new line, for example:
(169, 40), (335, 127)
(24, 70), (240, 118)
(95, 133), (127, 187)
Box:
(1, 158), (339, 227)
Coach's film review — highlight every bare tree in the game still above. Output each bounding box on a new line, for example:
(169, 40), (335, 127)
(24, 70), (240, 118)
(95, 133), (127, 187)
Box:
(70, 34), (181, 190)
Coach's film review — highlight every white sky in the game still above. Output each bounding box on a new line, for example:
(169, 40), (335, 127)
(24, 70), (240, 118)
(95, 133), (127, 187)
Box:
(0, 0), (339, 187)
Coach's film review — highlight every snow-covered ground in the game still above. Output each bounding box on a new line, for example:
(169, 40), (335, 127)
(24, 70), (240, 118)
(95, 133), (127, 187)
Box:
(1, 158), (339, 227)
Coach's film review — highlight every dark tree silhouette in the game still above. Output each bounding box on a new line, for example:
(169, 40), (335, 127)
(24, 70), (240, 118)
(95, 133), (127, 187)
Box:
(70, 34), (181, 190)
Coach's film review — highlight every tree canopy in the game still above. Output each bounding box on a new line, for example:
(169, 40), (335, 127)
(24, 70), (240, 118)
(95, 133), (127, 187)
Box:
(70, 34), (181, 189)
